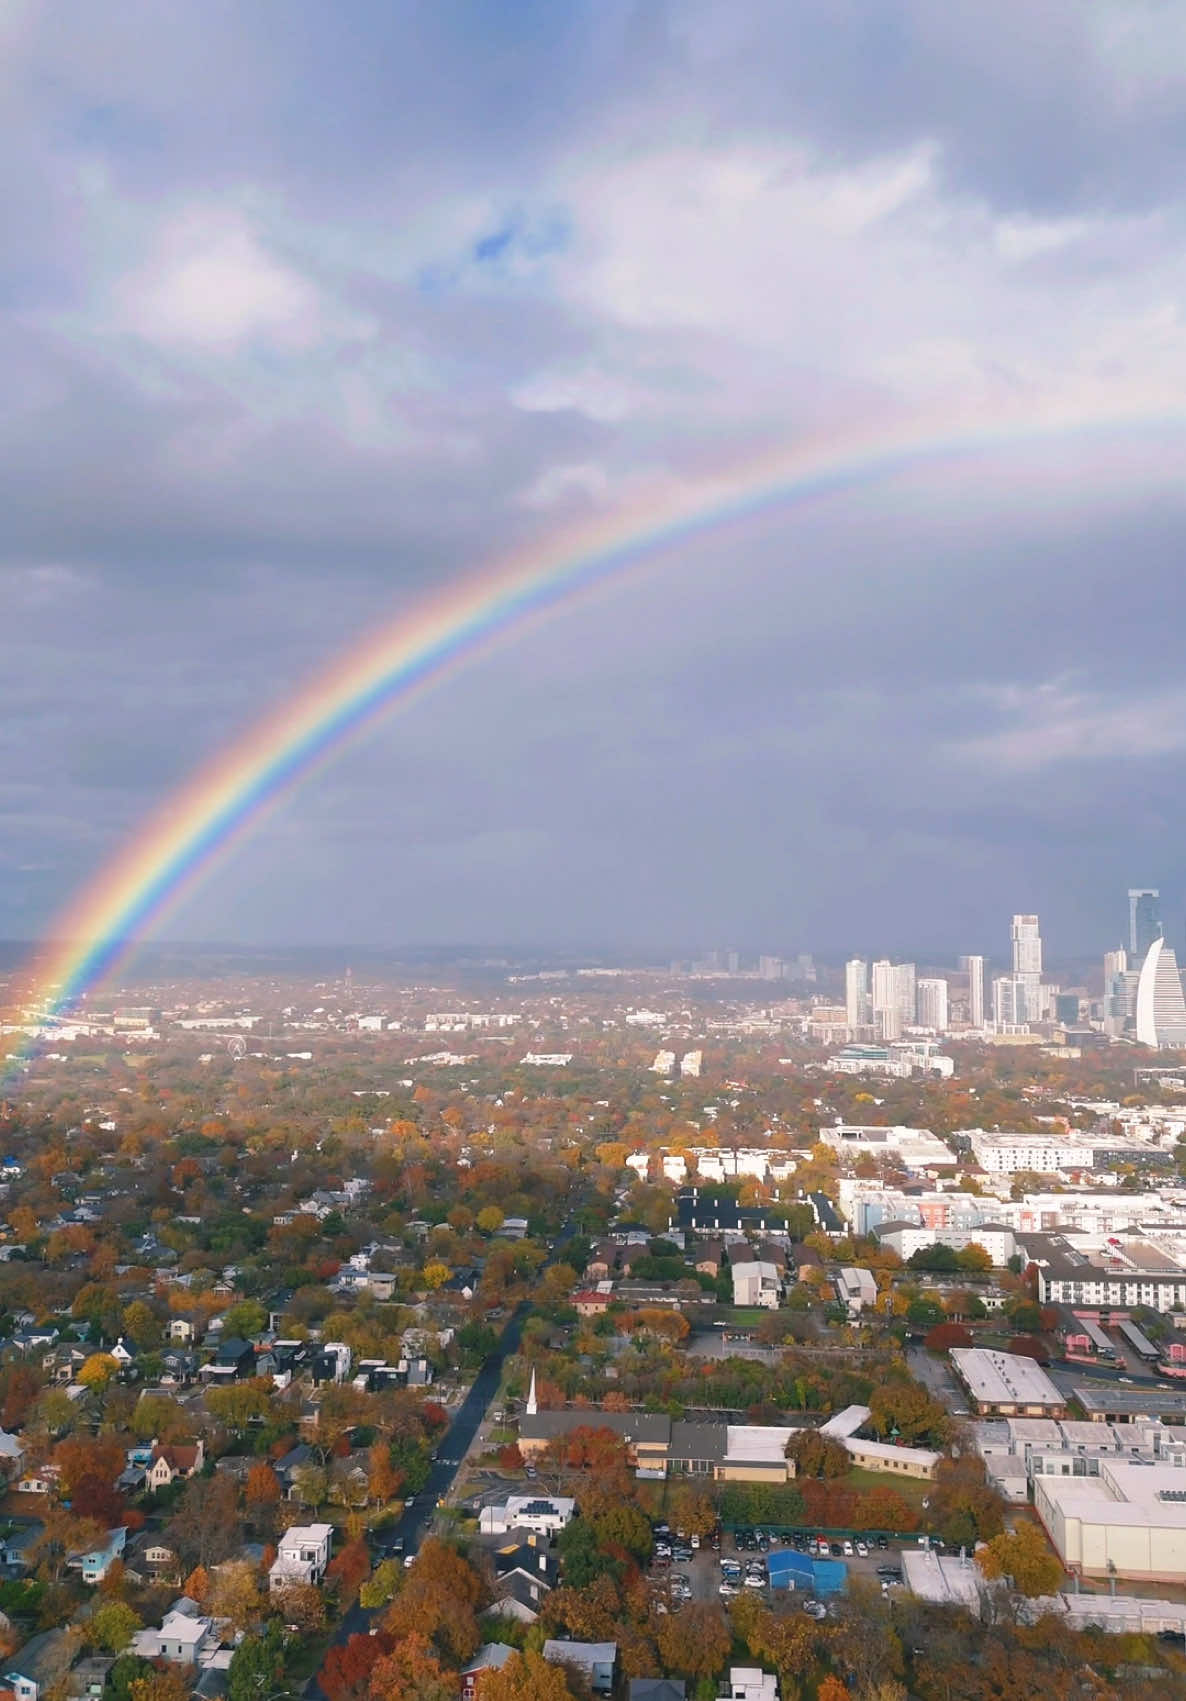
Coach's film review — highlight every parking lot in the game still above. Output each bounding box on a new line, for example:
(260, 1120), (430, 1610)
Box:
(645, 1524), (926, 1613)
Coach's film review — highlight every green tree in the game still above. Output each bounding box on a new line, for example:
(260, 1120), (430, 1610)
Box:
(227, 1624), (286, 1701)
(219, 1299), (267, 1339)
(90, 1600), (143, 1655)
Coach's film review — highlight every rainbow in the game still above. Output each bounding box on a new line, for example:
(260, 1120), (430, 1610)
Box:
(6, 395), (1183, 1061)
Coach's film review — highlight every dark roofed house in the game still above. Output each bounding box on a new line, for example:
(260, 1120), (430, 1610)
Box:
(6, 1629), (75, 1701)
(214, 1339), (256, 1378)
(630, 1683), (686, 1701)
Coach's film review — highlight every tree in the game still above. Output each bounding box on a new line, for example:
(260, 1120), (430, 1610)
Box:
(655, 1603), (731, 1679)
(368, 1634), (455, 1701)
(421, 1261), (450, 1290)
(78, 1353), (121, 1389)
(130, 1670), (192, 1701)
(956, 1244), (992, 1273)
(321, 1633), (392, 1701)
(227, 1624), (286, 1701)
(220, 1299), (267, 1339)
(167, 1473), (242, 1570)
(479, 1651), (578, 1701)
(107, 1655), (153, 1701)
(869, 1380), (950, 1447)
(667, 1483), (717, 1540)
(208, 1561), (264, 1633)
(358, 1559), (400, 1610)
(274, 1581), (327, 1632)
(244, 1463), (282, 1534)
(976, 1521), (1063, 1596)
(90, 1600), (142, 1654)
(923, 1323), (973, 1352)
(785, 1429), (850, 1479)
(121, 1301), (161, 1351)
(367, 1443), (402, 1506)
(476, 1207), (505, 1235)
(327, 1538), (371, 1602)
(817, 1679), (851, 1701)
(55, 1434), (126, 1499)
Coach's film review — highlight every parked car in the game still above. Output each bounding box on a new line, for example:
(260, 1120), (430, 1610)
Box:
(855, 1541), (869, 1558)
(830, 1543), (843, 1558)
(843, 1541), (854, 1557)
(719, 1580), (739, 1597)
(802, 1600), (827, 1621)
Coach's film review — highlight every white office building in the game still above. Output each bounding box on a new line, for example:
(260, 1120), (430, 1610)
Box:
(1135, 937), (1186, 1048)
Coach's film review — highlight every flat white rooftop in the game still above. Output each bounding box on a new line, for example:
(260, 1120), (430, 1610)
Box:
(726, 1425), (795, 1462)
(951, 1348), (1063, 1407)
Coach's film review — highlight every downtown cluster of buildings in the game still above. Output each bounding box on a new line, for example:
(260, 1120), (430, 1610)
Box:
(841, 889), (1186, 1048)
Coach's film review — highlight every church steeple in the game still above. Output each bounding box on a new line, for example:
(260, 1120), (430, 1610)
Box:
(526, 1367), (538, 1416)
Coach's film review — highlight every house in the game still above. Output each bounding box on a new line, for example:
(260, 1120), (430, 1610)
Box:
(147, 1440), (204, 1490)
(67, 1658), (113, 1701)
(132, 1605), (216, 1666)
(160, 1350), (198, 1386)
(15, 1467), (56, 1497)
(0, 1525), (41, 1574)
(487, 1574), (548, 1625)
(731, 1261), (783, 1309)
(479, 1497), (575, 1536)
(585, 1244), (617, 1281)
(214, 1339), (256, 1379)
(728, 1670), (779, 1701)
(461, 1645), (516, 1699)
(693, 1242), (724, 1278)
(572, 1289), (612, 1318)
(630, 1683), (686, 1701)
(168, 1319), (195, 1344)
(542, 1641), (616, 1696)
(268, 1522), (333, 1592)
(68, 1526), (127, 1585)
(5, 1630), (76, 1701)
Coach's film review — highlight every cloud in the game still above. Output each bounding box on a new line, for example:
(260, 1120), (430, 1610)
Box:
(6, 2), (1186, 954)
(951, 683), (1186, 772)
(112, 207), (328, 351)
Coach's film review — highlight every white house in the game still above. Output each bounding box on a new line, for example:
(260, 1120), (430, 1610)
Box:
(731, 1260), (782, 1309)
(479, 1496), (576, 1537)
(268, 1522), (333, 1592)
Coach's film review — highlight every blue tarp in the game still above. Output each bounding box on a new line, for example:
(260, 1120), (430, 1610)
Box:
(767, 1550), (847, 1594)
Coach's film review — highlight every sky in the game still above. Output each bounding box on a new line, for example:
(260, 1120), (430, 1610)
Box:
(5, 0), (1186, 964)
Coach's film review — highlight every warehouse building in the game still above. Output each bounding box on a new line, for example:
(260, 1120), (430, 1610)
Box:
(1035, 1457), (1186, 1582)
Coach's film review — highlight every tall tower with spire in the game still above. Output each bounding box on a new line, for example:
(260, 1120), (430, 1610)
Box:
(526, 1367), (538, 1416)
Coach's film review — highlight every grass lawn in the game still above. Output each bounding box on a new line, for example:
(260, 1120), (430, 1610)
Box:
(844, 1466), (932, 1511)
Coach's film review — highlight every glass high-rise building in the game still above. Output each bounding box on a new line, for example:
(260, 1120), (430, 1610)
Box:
(1129, 889), (1162, 961)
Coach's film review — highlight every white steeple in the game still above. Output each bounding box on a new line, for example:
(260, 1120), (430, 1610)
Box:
(526, 1367), (538, 1416)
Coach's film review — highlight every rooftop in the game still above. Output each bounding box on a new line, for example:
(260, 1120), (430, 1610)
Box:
(950, 1348), (1063, 1406)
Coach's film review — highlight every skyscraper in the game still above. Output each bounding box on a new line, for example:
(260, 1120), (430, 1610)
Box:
(1134, 937), (1186, 1048)
(1010, 914), (1042, 1023)
(870, 959), (916, 1038)
(916, 978), (949, 1032)
(965, 955), (985, 1028)
(845, 958), (869, 1031)
(1129, 889), (1162, 961)
(871, 959), (901, 1040)
(1011, 914), (1042, 978)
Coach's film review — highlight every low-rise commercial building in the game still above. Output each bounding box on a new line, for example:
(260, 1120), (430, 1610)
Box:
(1036, 1457), (1186, 1582)
(949, 1349), (1066, 1417)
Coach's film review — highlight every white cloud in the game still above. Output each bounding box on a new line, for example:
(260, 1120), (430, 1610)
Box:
(516, 461), (612, 510)
(113, 207), (331, 352)
(951, 682), (1186, 771)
